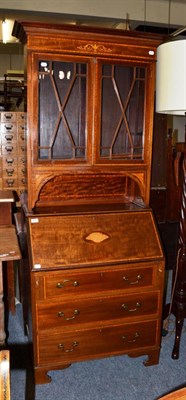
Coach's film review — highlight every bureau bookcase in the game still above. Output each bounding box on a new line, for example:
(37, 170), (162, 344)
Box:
(13, 21), (165, 384)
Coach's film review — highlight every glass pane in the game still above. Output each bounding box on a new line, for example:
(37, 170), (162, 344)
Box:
(38, 60), (87, 160)
(100, 64), (146, 160)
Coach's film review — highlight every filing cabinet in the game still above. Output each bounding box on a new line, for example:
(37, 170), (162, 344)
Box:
(0, 112), (27, 200)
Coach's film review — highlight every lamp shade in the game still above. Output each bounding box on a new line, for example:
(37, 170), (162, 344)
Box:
(156, 39), (186, 115)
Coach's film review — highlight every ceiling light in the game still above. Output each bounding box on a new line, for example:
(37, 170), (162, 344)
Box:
(1, 19), (17, 44)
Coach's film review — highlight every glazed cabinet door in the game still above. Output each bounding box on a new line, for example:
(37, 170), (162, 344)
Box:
(31, 54), (93, 164)
(32, 55), (152, 167)
(93, 59), (154, 166)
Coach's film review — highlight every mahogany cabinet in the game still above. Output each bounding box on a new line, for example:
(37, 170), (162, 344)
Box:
(27, 206), (164, 384)
(13, 21), (165, 384)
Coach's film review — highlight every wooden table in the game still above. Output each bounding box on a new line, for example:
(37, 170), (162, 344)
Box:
(0, 191), (16, 315)
(0, 191), (14, 225)
(0, 225), (21, 344)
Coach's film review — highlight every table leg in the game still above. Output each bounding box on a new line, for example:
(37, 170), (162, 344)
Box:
(6, 260), (16, 315)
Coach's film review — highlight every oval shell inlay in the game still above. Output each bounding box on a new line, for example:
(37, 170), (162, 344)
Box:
(85, 231), (110, 243)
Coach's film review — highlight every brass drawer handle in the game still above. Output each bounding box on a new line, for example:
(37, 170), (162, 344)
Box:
(6, 169), (14, 176)
(57, 280), (79, 288)
(58, 309), (79, 321)
(6, 158), (14, 165)
(5, 124), (13, 130)
(122, 302), (141, 312)
(5, 135), (13, 141)
(6, 179), (14, 187)
(5, 146), (13, 153)
(121, 332), (140, 343)
(58, 341), (79, 352)
(4, 113), (13, 119)
(123, 274), (142, 285)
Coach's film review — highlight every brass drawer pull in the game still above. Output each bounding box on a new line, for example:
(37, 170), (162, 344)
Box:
(58, 309), (79, 320)
(6, 179), (14, 187)
(6, 158), (14, 165)
(123, 274), (142, 285)
(4, 113), (13, 119)
(57, 280), (79, 288)
(6, 169), (14, 176)
(58, 341), (79, 352)
(5, 146), (13, 153)
(122, 302), (141, 312)
(5, 124), (13, 130)
(5, 135), (13, 141)
(121, 332), (140, 343)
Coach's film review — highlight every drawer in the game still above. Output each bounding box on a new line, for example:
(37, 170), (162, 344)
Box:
(2, 157), (17, 168)
(3, 177), (18, 189)
(17, 123), (25, 133)
(17, 113), (26, 123)
(18, 177), (27, 187)
(36, 291), (159, 330)
(1, 112), (17, 123)
(3, 167), (17, 178)
(35, 263), (157, 300)
(18, 156), (26, 166)
(1, 122), (17, 133)
(18, 165), (27, 176)
(18, 145), (26, 155)
(1, 133), (17, 144)
(2, 144), (17, 156)
(37, 320), (157, 365)
(18, 133), (25, 145)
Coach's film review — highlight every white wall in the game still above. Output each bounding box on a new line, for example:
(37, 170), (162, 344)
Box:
(0, 44), (23, 77)
(0, 0), (186, 27)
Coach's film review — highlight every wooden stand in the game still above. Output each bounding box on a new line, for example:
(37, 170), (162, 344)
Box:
(171, 155), (186, 359)
(0, 191), (16, 315)
(0, 226), (21, 344)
